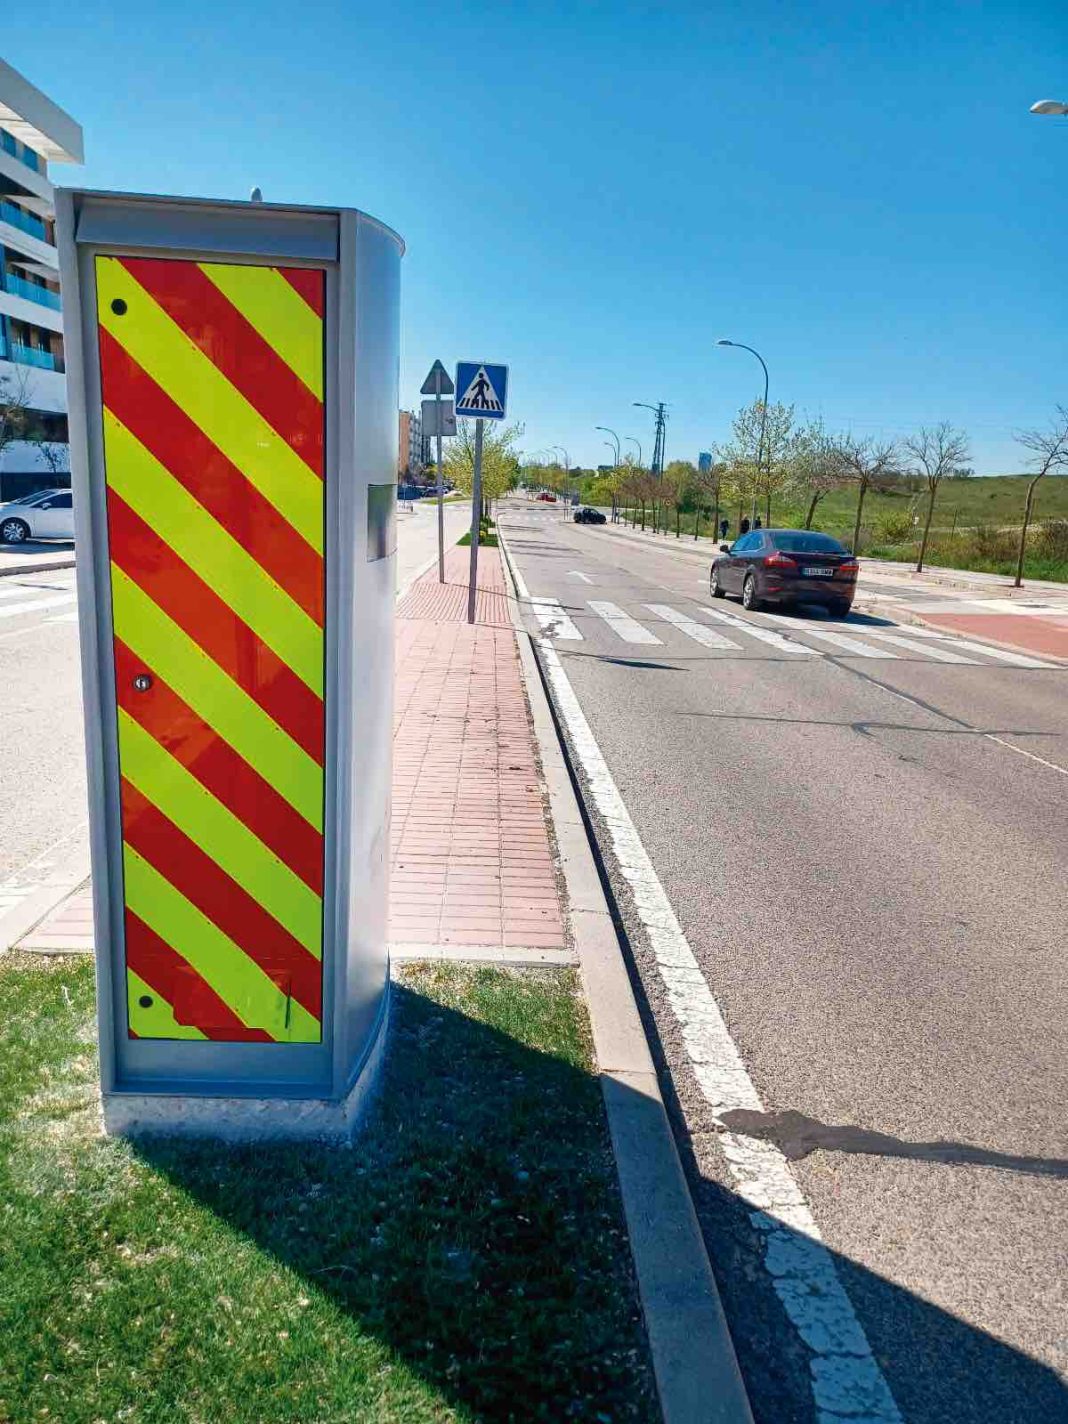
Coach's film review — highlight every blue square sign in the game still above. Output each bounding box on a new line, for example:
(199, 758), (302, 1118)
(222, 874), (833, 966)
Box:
(455, 362), (508, 420)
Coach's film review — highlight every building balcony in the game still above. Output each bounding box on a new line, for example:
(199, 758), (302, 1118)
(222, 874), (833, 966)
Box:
(3, 271), (59, 308)
(0, 284), (63, 335)
(0, 128), (41, 172)
(9, 341), (62, 372)
(0, 199), (46, 241)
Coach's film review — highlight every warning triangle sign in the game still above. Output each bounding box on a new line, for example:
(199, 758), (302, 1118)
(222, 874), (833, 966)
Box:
(420, 359), (454, 396)
(457, 365), (504, 415)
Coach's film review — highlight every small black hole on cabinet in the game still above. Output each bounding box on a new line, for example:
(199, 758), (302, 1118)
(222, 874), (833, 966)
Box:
(111, 298), (127, 315)
(138, 995), (152, 1009)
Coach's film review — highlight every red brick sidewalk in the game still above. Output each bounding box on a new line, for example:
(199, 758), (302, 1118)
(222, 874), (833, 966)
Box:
(20, 544), (566, 959)
(391, 546), (565, 952)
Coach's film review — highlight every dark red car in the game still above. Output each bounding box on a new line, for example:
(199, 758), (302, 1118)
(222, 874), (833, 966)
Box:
(710, 529), (858, 615)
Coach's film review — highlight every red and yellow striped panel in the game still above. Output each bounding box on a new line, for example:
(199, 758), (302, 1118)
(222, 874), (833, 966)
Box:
(95, 255), (326, 1043)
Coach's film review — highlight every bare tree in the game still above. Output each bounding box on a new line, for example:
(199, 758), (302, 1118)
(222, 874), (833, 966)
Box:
(1013, 405), (1068, 588)
(833, 435), (902, 555)
(0, 367), (33, 462)
(902, 422), (971, 573)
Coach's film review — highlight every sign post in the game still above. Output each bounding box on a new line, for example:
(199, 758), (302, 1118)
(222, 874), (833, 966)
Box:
(455, 362), (508, 625)
(420, 359), (454, 583)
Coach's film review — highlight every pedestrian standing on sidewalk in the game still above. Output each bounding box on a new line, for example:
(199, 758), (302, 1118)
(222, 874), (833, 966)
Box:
(754, 516), (762, 530)
(720, 518), (729, 541)
(740, 516), (751, 536)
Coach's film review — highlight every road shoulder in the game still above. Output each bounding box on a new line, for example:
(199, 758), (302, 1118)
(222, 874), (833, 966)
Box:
(499, 517), (754, 1424)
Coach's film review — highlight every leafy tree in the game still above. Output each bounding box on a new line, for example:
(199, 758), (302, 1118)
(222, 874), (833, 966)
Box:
(720, 399), (796, 525)
(660, 460), (694, 536)
(787, 418), (843, 529)
(688, 459), (726, 539)
(1012, 405), (1068, 587)
(832, 435), (902, 554)
(902, 422), (971, 572)
(446, 420), (524, 514)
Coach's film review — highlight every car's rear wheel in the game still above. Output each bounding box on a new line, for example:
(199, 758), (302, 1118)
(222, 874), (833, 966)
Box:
(830, 600), (852, 618)
(742, 572), (762, 611)
(0, 518), (30, 544)
(709, 566), (726, 599)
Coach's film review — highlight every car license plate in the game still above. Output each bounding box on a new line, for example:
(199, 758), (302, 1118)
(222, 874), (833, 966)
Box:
(802, 566), (829, 576)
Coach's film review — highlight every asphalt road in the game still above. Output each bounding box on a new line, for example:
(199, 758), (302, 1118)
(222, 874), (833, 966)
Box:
(0, 567), (86, 886)
(500, 499), (1068, 1424)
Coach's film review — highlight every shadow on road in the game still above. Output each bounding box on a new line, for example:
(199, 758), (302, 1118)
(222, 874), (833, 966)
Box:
(131, 985), (1067, 1423)
(722, 1107), (1068, 1179)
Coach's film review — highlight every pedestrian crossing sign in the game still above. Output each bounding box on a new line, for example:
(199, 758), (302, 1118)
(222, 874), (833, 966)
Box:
(455, 361), (508, 420)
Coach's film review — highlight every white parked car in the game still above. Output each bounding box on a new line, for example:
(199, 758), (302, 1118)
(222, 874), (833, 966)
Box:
(0, 488), (74, 543)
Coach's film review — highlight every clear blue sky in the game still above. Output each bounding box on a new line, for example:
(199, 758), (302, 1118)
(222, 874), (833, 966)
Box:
(13, 0), (1067, 472)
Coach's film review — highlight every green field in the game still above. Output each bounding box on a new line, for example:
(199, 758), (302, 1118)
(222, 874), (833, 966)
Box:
(788, 474), (1068, 543)
(596, 475), (1068, 582)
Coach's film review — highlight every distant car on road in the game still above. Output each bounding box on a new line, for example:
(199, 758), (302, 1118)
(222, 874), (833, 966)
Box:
(0, 489), (74, 544)
(710, 528), (858, 615)
(573, 507), (606, 525)
(536, 491), (557, 503)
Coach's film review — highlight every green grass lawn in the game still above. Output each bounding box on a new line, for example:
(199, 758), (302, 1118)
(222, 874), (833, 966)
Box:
(0, 955), (657, 1424)
(791, 474), (1068, 544)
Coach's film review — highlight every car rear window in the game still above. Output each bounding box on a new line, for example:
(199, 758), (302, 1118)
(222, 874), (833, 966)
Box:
(771, 532), (847, 554)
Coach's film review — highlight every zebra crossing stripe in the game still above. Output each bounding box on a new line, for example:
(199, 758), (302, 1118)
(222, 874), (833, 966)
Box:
(700, 605), (817, 654)
(530, 596), (582, 640)
(96, 254), (326, 1043)
(0, 593), (78, 620)
(801, 628), (897, 658)
(588, 600), (663, 645)
(860, 631), (978, 663)
(908, 636), (1057, 669)
(644, 604), (741, 650)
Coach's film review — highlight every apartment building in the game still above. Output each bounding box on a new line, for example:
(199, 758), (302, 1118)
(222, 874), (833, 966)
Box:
(0, 58), (83, 499)
(398, 408), (428, 479)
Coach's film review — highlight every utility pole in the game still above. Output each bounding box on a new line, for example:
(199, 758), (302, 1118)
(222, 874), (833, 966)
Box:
(634, 401), (667, 478)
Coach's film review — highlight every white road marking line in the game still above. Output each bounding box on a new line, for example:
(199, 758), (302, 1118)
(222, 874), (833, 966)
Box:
(644, 604), (741, 650)
(700, 605), (818, 654)
(535, 633), (902, 1423)
(800, 628), (896, 658)
(915, 637), (1057, 669)
(0, 593), (77, 621)
(859, 631), (978, 663)
(529, 596), (583, 641)
(567, 570), (594, 583)
(588, 600), (663, 645)
(984, 736), (1068, 776)
(45, 611), (79, 624)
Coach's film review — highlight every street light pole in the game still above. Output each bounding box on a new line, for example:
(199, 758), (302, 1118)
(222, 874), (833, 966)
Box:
(716, 339), (768, 525)
(595, 425), (621, 521)
(623, 437), (642, 528)
(551, 445), (570, 515)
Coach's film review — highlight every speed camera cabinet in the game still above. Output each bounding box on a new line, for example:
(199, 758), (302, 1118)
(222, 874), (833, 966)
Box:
(56, 190), (403, 1139)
